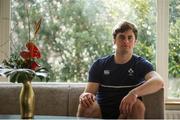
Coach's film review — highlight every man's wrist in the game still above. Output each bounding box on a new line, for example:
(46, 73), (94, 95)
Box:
(129, 91), (138, 98)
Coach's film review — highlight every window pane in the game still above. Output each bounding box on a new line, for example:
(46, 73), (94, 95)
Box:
(168, 0), (180, 99)
(11, 0), (156, 82)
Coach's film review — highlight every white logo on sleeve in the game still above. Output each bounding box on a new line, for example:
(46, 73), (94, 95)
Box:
(128, 68), (134, 76)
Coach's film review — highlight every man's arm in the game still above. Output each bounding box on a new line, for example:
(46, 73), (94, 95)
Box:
(129, 71), (164, 97)
(79, 82), (99, 108)
(84, 82), (99, 94)
(120, 71), (164, 114)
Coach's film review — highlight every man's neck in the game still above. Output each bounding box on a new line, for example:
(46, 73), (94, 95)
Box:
(114, 52), (133, 64)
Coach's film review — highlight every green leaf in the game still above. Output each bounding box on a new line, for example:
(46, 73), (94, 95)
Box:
(9, 72), (18, 83)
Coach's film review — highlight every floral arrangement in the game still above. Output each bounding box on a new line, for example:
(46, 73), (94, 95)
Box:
(0, 18), (48, 83)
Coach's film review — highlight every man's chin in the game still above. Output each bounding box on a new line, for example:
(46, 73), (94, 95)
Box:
(116, 50), (129, 55)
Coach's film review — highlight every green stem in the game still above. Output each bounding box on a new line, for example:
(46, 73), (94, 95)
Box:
(26, 6), (30, 42)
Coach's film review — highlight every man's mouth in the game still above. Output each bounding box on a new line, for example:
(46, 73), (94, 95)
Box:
(121, 45), (129, 48)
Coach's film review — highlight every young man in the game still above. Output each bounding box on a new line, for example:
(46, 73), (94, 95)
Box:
(76, 21), (164, 119)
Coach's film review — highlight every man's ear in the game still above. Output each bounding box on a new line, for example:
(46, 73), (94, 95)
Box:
(135, 39), (138, 44)
(113, 39), (116, 45)
(112, 39), (116, 49)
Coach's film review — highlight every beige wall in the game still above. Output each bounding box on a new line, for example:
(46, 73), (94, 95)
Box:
(0, 0), (10, 62)
(0, 0), (10, 81)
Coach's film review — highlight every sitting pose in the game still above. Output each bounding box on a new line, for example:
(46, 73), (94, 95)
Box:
(76, 21), (164, 119)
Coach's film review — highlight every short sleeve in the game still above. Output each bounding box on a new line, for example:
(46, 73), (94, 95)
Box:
(137, 59), (154, 78)
(88, 59), (103, 83)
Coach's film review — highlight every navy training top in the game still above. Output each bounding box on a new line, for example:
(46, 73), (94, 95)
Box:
(88, 54), (154, 106)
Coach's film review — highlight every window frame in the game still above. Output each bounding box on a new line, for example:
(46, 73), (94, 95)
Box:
(156, 0), (169, 101)
(157, 0), (180, 103)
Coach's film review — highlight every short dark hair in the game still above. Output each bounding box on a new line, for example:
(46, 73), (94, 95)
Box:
(112, 21), (138, 40)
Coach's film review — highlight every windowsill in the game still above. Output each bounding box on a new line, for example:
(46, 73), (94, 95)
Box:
(166, 101), (180, 105)
(166, 101), (180, 110)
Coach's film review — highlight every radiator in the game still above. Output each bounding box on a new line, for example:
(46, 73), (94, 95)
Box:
(166, 110), (180, 119)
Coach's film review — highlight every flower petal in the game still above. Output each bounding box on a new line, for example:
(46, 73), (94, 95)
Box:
(31, 61), (40, 70)
(20, 51), (31, 60)
(30, 50), (41, 59)
(26, 42), (41, 58)
(26, 42), (39, 51)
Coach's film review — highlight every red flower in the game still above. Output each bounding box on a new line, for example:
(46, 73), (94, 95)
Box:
(20, 41), (41, 70)
(30, 61), (40, 70)
(20, 51), (31, 60)
(26, 42), (41, 59)
(20, 42), (41, 60)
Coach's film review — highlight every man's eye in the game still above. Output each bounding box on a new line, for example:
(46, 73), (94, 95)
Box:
(128, 37), (132, 39)
(118, 35), (125, 40)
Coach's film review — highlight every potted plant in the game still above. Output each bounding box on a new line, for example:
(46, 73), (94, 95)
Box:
(0, 17), (48, 119)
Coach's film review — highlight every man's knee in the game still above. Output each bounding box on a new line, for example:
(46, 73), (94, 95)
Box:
(133, 99), (145, 113)
(129, 99), (145, 119)
(76, 104), (92, 117)
(76, 102), (101, 118)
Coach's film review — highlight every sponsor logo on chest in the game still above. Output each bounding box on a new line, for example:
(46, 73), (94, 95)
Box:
(104, 70), (110, 75)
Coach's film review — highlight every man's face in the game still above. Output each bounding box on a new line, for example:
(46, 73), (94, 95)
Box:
(113, 29), (137, 54)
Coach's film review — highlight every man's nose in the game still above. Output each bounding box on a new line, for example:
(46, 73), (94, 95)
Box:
(123, 38), (130, 43)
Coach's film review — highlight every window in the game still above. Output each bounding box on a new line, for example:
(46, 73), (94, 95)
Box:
(1, 0), (179, 100)
(168, 0), (180, 99)
(10, 0), (157, 82)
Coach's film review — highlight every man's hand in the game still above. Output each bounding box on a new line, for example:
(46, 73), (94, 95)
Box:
(119, 92), (137, 114)
(79, 92), (96, 108)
